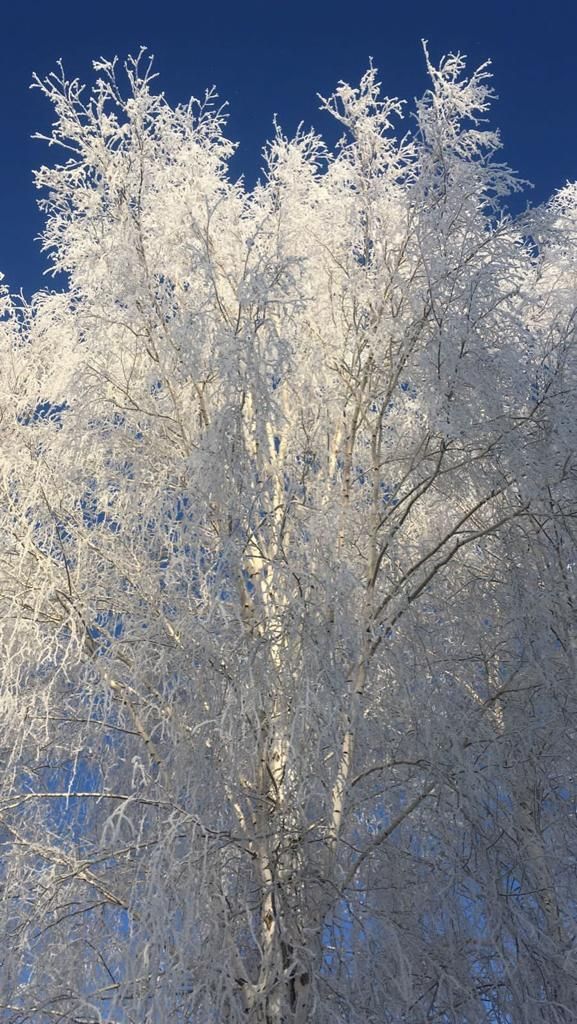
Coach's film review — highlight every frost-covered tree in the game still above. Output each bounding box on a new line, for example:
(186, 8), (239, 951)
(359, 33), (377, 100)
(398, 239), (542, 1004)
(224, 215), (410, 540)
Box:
(0, 48), (576, 1024)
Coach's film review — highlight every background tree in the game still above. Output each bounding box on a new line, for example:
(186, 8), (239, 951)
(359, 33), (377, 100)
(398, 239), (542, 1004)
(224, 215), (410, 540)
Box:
(0, 48), (576, 1023)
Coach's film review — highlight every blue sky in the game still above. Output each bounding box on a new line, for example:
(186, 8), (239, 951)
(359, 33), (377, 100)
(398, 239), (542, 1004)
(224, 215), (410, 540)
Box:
(2, 0), (576, 295)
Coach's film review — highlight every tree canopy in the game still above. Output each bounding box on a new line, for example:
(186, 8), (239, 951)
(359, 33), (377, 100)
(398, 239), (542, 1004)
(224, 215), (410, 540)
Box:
(0, 49), (576, 1023)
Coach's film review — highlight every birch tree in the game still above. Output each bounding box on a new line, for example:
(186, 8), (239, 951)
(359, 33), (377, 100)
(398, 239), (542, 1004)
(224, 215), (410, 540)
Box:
(0, 48), (576, 1023)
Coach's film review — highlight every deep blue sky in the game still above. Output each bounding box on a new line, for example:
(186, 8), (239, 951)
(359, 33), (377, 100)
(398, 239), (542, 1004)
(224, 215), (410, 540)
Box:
(2, 0), (576, 296)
